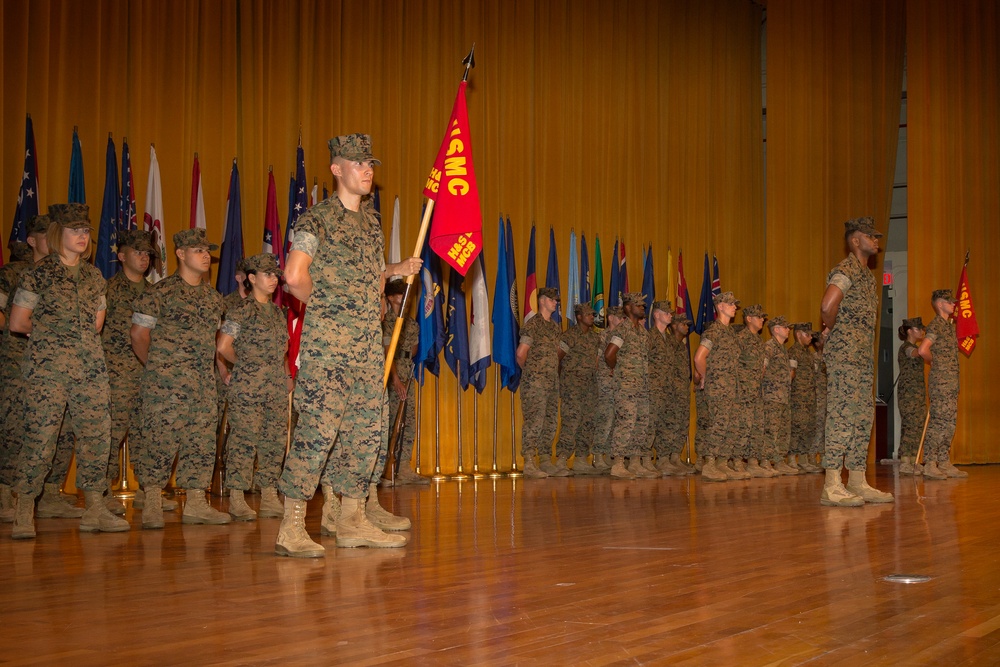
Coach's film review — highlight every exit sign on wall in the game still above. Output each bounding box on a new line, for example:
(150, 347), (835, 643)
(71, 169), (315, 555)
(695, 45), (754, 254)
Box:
(883, 259), (893, 286)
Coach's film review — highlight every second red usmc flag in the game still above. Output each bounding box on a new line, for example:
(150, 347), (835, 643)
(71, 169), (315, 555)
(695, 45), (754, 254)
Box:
(423, 80), (483, 276)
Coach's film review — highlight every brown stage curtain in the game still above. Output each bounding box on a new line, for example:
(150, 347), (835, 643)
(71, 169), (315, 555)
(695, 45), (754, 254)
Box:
(907, 0), (1000, 464)
(3, 0), (763, 474)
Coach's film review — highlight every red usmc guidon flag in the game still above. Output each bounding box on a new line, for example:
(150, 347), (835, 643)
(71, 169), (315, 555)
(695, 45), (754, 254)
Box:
(423, 81), (483, 276)
(955, 264), (979, 356)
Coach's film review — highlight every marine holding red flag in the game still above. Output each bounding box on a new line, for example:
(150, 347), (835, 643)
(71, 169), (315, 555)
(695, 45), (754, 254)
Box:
(423, 80), (483, 276)
(955, 263), (979, 356)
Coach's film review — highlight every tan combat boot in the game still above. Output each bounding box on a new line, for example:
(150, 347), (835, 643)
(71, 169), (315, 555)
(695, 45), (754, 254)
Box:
(845, 470), (894, 503)
(522, 454), (549, 479)
(141, 486), (164, 529)
(610, 457), (636, 479)
(775, 459), (801, 475)
(922, 460), (947, 480)
(939, 460), (968, 478)
(549, 455), (573, 477)
(366, 483), (411, 531)
(133, 488), (178, 511)
(714, 458), (737, 479)
(670, 453), (697, 474)
(104, 489), (126, 516)
(11, 493), (37, 539)
(80, 491), (131, 532)
(727, 460), (751, 480)
(258, 487), (284, 518)
(395, 467), (431, 485)
(898, 456), (914, 475)
(656, 456), (682, 476)
(760, 460), (778, 475)
(701, 457), (728, 482)
(746, 459), (771, 478)
(336, 497), (407, 548)
(320, 485), (340, 536)
(571, 453), (599, 476)
(628, 457), (660, 478)
(228, 489), (257, 521)
(820, 468), (865, 507)
(275, 498), (325, 558)
(182, 489), (232, 525)
(592, 453), (612, 473)
(36, 483), (84, 518)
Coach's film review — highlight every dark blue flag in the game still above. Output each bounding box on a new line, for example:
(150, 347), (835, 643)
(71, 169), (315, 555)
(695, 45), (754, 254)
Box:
(95, 137), (120, 279)
(712, 254), (721, 297)
(609, 238), (621, 308)
(415, 226), (446, 383)
(492, 216), (519, 391)
(119, 139), (137, 231)
(642, 244), (655, 328)
(284, 145), (308, 254)
(68, 128), (86, 204)
(10, 115), (40, 249)
(545, 226), (561, 324)
(505, 217), (522, 390)
(444, 266), (470, 390)
(216, 160), (245, 296)
(695, 252), (715, 335)
(579, 233), (591, 305)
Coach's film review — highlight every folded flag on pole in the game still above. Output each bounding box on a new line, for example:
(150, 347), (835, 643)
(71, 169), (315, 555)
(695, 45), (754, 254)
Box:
(68, 128), (86, 204)
(388, 195), (402, 281)
(190, 154), (206, 230)
(620, 241), (629, 293)
(609, 238), (620, 308)
(677, 250), (691, 318)
(444, 265), (470, 390)
(10, 114), (41, 252)
(216, 159), (245, 296)
(95, 137), (120, 279)
(120, 139), (137, 232)
(415, 227), (446, 383)
(468, 251), (491, 393)
(711, 254), (721, 297)
(592, 235), (605, 326)
(524, 224), (538, 321)
(285, 145), (309, 377)
(694, 252), (714, 335)
(956, 260), (979, 356)
(545, 226), (561, 324)
(144, 146), (168, 283)
(642, 243), (655, 328)
(566, 229), (579, 325)
(492, 215), (520, 391)
(262, 171), (284, 305)
(666, 248), (676, 311)
(580, 233), (591, 307)
(422, 80), (483, 276)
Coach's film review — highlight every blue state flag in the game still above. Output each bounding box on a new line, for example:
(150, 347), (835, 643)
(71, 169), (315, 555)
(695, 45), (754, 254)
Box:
(444, 266), (470, 390)
(712, 254), (721, 297)
(284, 145), (308, 254)
(216, 160), (245, 296)
(579, 233), (591, 306)
(415, 227), (446, 383)
(609, 238), (621, 308)
(119, 139), (137, 231)
(642, 243), (655, 327)
(68, 128), (86, 204)
(545, 227), (561, 324)
(492, 216), (519, 391)
(95, 137), (120, 279)
(10, 115), (40, 249)
(505, 217), (522, 390)
(694, 252), (715, 335)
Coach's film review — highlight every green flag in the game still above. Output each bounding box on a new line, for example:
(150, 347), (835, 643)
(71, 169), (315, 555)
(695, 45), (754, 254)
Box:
(592, 235), (606, 327)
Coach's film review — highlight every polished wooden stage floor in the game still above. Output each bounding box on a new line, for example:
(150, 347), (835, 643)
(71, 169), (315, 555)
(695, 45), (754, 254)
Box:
(3, 465), (1000, 666)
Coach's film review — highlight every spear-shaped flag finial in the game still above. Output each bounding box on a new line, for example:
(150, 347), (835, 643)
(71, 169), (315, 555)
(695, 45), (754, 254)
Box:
(462, 43), (476, 82)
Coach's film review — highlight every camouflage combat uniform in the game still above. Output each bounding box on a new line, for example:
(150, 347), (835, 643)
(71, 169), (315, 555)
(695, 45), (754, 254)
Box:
(218, 290), (246, 423)
(787, 340), (816, 455)
(646, 325), (674, 458)
(609, 319), (649, 458)
(518, 314), (561, 459)
(592, 324), (618, 461)
(699, 320), (741, 459)
(12, 254), (111, 497)
(663, 332), (692, 457)
(896, 340), (926, 460)
(923, 315), (959, 463)
(761, 337), (792, 463)
(811, 348), (827, 456)
(736, 327), (766, 462)
(102, 270), (146, 483)
(0, 258), (33, 487)
(278, 194), (389, 501)
(380, 309), (419, 472)
(132, 274), (223, 490)
(220, 296), (289, 491)
(556, 323), (600, 461)
(823, 253), (878, 471)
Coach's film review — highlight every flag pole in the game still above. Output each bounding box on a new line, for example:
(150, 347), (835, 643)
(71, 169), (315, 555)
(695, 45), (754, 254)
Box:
(452, 366), (471, 480)
(432, 375), (447, 481)
(472, 391), (485, 479)
(383, 45), (476, 392)
(414, 368), (423, 476)
(489, 367), (503, 478)
(508, 390), (522, 477)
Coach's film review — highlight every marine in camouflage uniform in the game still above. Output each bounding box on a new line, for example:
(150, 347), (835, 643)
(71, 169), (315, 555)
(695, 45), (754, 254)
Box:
(517, 287), (562, 478)
(218, 259), (249, 425)
(132, 227), (228, 526)
(787, 322), (818, 470)
(218, 253), (290, 519)
(819, 217), (891, 505)
(606, 292), (656, 479)
(556, 302), (600, 475)
(592, 307), (624, 471)
(919, 291), (966, 479)
(662, 311), (695, 472)
(10, 204), (128, 538)
(694, 291), (747, 481)
(760, 317), (795, 474)
(277, 133), (414, 555)
(646, 301), (678, 473)
(810, 332), (828, 459)
(380, 279), (424, 484)
(895, 317), (926, 474)
(736, 305), (773, 477)
(101, 230), (154, 495)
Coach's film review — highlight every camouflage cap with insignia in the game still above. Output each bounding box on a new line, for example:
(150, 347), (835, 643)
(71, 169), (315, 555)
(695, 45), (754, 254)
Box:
(574, 302), (595, 317)
(767, 315), (791, 330)
(844, 216), (883, 238)
(793, 321), (813, 332)
(671, 310), (693, 326)
(713, 291), (740, 307)
(118, 229), (155, 254)
(234, 258), (248, 274)
(622, 292), (646, 306)
(932, 288), (956, 303)
(328, 133), (381, 166)
(27, 214), (52, 235)
(902, 316), (925, 329)
(9, 241), (32, 263)
(48, 203), (91, 229)
(743, 304), (767, 319)
(384, 279), (407, 296)
(173, 227), (219, 251)
(244, 253), (283, 276)
(538, 287), (560, 300)
(606, 305), (624, 318)
(652, 299), (672, 313)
